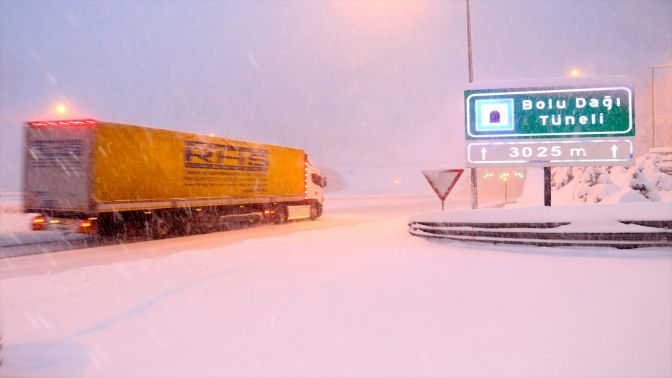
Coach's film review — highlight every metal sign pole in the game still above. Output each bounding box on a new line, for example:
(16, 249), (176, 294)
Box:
(544, 167), (552, 206)
(470, 169), (478, 209)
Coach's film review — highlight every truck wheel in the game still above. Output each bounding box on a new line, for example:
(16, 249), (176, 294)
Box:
(275, 206), (288, 224)
(151, 214), (171, 239)
(200, 213), (218, 234)
(176, 219), (194, 236)
(309, 203), (321, 220)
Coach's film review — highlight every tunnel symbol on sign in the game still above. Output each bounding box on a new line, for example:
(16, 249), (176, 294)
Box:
(489, 111), (501, 123)
(474, 98), (515, 132)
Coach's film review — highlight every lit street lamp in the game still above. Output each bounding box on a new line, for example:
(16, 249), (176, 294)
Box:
(54, 103), (67, 115)
(483, 170), (525, 204)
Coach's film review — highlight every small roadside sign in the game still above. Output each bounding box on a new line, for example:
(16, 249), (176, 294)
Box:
(466, 138), (633, 167)
(422, 169), (464, 211)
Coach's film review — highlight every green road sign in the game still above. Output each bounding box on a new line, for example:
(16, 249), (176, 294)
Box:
(465, 86), (634, 140)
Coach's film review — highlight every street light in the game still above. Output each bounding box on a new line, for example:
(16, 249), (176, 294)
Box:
(570, 69), (581, 77)
(484, 170), (525, 204)
(54, 103), (67, 115)
(499, 172), (510, 203)
(466, 0), (477, 209)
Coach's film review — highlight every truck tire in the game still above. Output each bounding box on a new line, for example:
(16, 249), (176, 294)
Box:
(309, 202), (321, 220)
(150, 214), (172, 239)
(175, 218), (194, 236)
(275, 206), (288, 224)
(199, 212), (218, 234)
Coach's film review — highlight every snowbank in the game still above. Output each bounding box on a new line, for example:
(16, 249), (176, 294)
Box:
(551, 153), (672, 205)
(409, 160), (672, 247)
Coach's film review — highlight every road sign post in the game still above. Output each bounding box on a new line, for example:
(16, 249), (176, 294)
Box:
(544, 167), (551, 206)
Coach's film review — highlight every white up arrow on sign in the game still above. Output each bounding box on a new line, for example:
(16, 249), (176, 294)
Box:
(422, 169), (464, 210)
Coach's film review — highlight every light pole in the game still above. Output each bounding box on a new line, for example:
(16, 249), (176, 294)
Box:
(652, 64), (672, 148)
(499, 172), (509, 203)
(466, 0), (473, 84)
(466, 0), (477, 209)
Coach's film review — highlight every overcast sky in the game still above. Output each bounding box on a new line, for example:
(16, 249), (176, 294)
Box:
(1, 0), (671, 192)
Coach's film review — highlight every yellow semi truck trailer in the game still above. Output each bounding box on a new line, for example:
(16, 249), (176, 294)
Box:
(23, 119), (326, 237)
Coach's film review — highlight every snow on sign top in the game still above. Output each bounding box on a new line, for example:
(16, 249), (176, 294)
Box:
(422, 169), (464, 202)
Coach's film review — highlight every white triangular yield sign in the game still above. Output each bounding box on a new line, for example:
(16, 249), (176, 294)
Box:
(422, 169), (464, 202)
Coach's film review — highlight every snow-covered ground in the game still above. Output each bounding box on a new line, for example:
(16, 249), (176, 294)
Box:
(0, 193), (31, 234)
(1, 195), (671, 378)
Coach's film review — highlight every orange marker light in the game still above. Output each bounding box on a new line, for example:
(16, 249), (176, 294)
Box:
(79, 220), (95, 234)
(32, 216), (47, 230)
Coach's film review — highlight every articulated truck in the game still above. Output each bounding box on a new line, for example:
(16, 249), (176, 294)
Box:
(23, 119), (326, 238)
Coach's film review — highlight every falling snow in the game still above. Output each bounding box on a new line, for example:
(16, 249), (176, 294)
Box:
(1, 1), (671, 377)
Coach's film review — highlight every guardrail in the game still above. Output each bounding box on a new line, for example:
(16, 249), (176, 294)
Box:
(409, 220), (672, 249)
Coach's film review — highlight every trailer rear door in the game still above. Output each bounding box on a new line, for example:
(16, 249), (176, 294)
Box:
(23, 120), (96, 213)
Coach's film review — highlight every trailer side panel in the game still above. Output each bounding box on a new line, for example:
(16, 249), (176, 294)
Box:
(92, 123), (305, 210)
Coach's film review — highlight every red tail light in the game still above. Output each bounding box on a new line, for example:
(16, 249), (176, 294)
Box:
(28, 119), (98, 128)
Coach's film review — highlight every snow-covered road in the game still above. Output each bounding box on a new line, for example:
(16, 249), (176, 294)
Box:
(1, 196), (671, 378)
